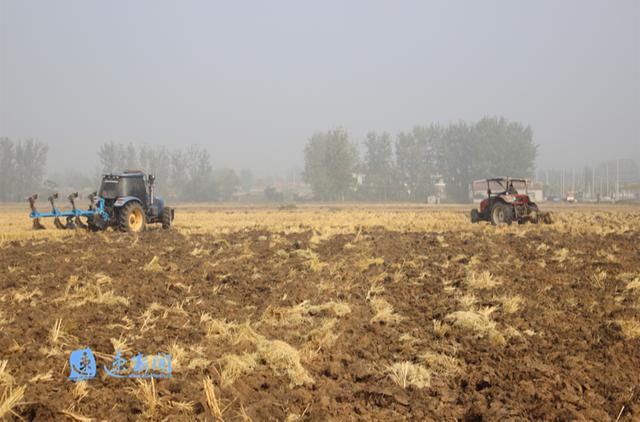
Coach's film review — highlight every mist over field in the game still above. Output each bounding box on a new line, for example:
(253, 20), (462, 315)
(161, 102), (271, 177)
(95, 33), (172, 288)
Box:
(1, 1), (638, 171)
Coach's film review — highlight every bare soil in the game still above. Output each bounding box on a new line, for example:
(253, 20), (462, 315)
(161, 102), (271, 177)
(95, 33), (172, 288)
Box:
(1, 215), (639, 421)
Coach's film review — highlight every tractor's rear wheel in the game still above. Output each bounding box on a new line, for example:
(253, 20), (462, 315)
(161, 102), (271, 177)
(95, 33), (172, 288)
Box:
(119, 202), (146, 233)
(162, 207), (173, 229)
(490, 203), (513, 226)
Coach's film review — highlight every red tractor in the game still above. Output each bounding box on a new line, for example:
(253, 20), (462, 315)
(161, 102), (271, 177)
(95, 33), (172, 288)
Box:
(470, 177), (552, 225)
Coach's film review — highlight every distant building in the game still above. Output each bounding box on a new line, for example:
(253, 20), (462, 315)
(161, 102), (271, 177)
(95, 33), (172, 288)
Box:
(428, 175), (446, 203)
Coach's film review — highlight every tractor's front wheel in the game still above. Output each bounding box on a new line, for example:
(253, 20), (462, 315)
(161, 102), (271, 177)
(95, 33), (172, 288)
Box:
(470, 209), (480, 223)
(119, 202), (146, 233)
(528, 204), (540, 224)
(490, 203), (513, 226)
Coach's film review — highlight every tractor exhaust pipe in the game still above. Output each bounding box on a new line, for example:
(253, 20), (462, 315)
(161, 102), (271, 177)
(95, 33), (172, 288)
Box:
(148, 174), (155, 206)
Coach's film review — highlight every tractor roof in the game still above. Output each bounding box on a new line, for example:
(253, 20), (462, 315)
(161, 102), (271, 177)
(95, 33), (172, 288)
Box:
(103, 170), (146, 179)
(474, 177), (528, 183)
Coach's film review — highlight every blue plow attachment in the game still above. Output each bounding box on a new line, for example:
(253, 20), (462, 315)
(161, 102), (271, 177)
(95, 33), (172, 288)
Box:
(28, 192), (110, 230)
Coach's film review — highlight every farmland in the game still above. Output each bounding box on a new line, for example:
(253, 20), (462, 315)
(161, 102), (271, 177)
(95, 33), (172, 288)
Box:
(1, 203), (639, 421)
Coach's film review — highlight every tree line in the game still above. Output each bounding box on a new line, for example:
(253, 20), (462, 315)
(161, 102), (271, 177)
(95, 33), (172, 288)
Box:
(0, 138), (48, 201)
(97, 142), (240, 201)
(303, 116), (538, 202)
(1, 117), (537, 203)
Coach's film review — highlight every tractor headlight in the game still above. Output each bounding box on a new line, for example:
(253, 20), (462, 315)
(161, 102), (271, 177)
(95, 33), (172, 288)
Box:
(114, 198), (125, 207)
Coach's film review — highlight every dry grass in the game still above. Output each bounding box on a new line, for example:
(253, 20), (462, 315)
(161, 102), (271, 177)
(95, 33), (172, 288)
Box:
(261, 301), (351, 326)
(58, 409), (93, 421)
(466, 271), (500, 289)
(257, 339), (314, 387)
(72, 381), (89, 402)
(457, 294), (477, 309)
(0, 361), (13, 387)
(419, 351), (465, 377)
(432, 320), (450, 338)
(500, 295), (523, 315)
(208, 321), (313, 387)
(300, 319), (340, 361)
(590, 270), (608, 288)
(135, 378), (161, 417)
(387, 362), (431, 389)
(0, 384), (25, 420)
(552, 248), (570, 263)
(615, 319), (640, 339)
(13, 287), (43, 304)
(29, 370), (53, 383)
(369, 297), (403, 324)
(61, 274), (129, 308)
(219, 353), (258, 387)
(168, 400), (195, 414)
(49, 318), (65, 344)
(445, 306), (506, 347)
(357, 257), (384, 272)
(626, 277), (640, 291)
(203, 376), (225, 421)
(143, 256), (163, 272)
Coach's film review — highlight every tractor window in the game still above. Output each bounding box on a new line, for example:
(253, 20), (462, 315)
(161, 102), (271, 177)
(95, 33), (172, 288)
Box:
(125, 178), (147, 201)
(99, 179), (120, 199)
(99, 176), (147, 200)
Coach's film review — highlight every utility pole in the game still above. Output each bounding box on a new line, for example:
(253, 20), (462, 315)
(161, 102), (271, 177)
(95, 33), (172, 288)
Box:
(592, 165), (595, 200)
(616, 159), (620, 201)
(606, 163), (610, 197)
(561, 168), (565, 198)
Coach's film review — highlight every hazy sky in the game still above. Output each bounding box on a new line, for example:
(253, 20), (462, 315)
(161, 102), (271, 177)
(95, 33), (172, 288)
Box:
(1, 0), (639, 176)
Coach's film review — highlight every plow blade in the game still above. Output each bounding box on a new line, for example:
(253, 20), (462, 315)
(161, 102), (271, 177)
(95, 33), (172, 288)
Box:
(32, 218), (46, 230)
(540, 212), (553, 224)
(54, 217), (67, 229)
(27, 192), (110, 231)
(74, 216), (88, 229)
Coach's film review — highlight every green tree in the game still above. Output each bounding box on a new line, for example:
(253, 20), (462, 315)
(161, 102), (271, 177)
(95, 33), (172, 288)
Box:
(239, 168), (254, 193)
(98, 141), (123, 173)
(0, 138), (16, 201)
(14, 139), (48, 200)
(438, 117), (537, 202)
(303, 128), (358, 201)
(363, 132), (394, 201)
(169, 149), (189, 200)
(214, 168), (240, 201)
(395, 125), (442, 201)
(138, 144), (170, 193)
(473, 117), (537, 178)
(437, 121), (477, 202)
(184, 146), (217, 201)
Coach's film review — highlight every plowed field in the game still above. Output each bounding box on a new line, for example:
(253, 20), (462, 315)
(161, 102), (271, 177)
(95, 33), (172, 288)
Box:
(1, 205), (639, 421)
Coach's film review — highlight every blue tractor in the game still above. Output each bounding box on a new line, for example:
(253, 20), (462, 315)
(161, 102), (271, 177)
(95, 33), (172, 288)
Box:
(28, 170), (174, 233)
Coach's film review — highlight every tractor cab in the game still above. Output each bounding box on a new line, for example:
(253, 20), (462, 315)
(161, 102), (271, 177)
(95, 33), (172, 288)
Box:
(99, 171), (149, 203)
(479, 178), (530, 213)
(471, 177), (551, 225)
